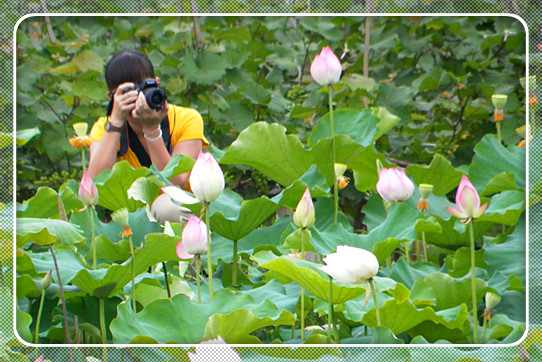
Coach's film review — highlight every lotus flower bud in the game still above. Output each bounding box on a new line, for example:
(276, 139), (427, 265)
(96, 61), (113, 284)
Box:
(485, 292), (502, 310)
(318, 245), (379, 285)
(190, 152), (225, 203)
(445, 175), (488, 220)
(293, 187), (315, 229)
(41, 270), (52, 290)
(78, 171), (98, 207)
(177, 215), (208, 259)
(376, 168), (415, 203)
(310, 46), (342, 86)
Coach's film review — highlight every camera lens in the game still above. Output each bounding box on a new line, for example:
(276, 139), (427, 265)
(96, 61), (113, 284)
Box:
(144, 88), (167, 110)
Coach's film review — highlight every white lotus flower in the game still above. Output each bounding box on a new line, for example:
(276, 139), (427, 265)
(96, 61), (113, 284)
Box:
(318, 245), (379, 285)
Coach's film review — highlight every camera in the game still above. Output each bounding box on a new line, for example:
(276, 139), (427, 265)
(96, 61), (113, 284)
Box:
(122, 78), (167, 110)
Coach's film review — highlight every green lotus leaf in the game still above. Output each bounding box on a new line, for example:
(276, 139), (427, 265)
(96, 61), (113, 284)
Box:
(477, 190), (525, 226)
(16, 307), (33, 343)
(17, 186), (83, 219)
(17, 218), (84, 247)
(133, 276), (194, 307)
(443, 247), (487, 278)
(308, 109), (377, 148)
(406, 154), (464, 196)
(423, 273), (488, 311)
(414, 216), (493, 250)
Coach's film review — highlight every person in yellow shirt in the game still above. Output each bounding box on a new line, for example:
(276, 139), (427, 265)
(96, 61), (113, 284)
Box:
(88, 50), (208, 223)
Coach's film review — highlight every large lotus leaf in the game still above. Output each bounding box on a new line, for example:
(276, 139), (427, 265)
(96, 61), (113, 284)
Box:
(307, 109), (377, 148)
(16, 127), (40, 146)
(133, 276), (194, 307)
(415, 216), (493, 250)
(16, 186), (83, 219)
(127, 176), (163, 206)
(484, 214), (526, 285)
(350, 147), (389, 193)
(477, 190), (525, 226)
(423, 273), (488, 311)
(468, 134), (526, 191)
(29, 249), (87, 287)
(70, 233), (179, 297)
(210, 217), (289, 264)
(111, 289), (274, 344)
(179, 51), (227, 86)
(443, 247), (487, 278)
(17, 218), (84, 247)
(361, 283), (470, 336)
(16, 274), (41, 299)
(93, 161), (149, 212)
(406, 318), (470, 344)
(481, 172), (518, 197)
(241, 280), (300, 314)
(210, 190), (281, 242)
(94, 235), (132, 264)
(380, 257), (439, 289)
(271, 165), (330, 210)
(156, 153), (195, 180)
(252, 250), (364, 304)
(16, 307), (33, 343)
(406, 154), (464, 196)
(220, 122), (313, 187)
(202, 303), (295, 343)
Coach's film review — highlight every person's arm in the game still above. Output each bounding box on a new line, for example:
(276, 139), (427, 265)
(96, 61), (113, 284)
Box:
(88, 83), (139, 178)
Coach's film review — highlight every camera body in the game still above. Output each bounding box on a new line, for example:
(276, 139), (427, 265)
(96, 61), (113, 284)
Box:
(122, 78), (167, 110)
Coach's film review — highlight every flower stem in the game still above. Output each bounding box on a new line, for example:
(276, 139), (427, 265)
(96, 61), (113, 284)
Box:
(128, 237), (136, 312)
(328, 85), (338, 225)
(34, 289), (46, 344)
(496, 122), (502, 144)
(99, 298), (107, 344)
(328, 277), (333, 341)
(468, 221), (479, 344)
(89, 207), (97, 269)
(195, 255), (201, 303)
(204, 202), (213, 302)
(482, 311), (488, 344)
(369, 278), (381, 327)
(422, 231), (428, 263)
(403, 242), (410, 263)
(162, 262), (171, 298)
(49, 246), (71, 344)
(300, 229), (306, 342)
(232, 240), (238, 286)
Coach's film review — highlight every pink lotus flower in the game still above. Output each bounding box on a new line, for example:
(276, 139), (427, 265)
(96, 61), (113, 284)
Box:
(446, 175), (488, 220)
(177, 215), (208, 259)
(293, 187), (315, 229)
(190, 152), (225, 203)
(78, 171), (98, 206)
(310, 46), (342, 86)
(376, 168), (414, 203)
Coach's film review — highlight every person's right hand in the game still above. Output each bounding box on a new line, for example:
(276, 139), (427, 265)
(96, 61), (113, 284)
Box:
(110, 82), (139, 126)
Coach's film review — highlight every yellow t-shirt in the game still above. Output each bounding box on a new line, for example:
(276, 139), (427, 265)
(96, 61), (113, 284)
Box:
(89, 105), (209, 169)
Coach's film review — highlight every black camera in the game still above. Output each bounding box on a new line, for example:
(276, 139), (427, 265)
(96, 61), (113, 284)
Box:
(122, 78), (167, 110)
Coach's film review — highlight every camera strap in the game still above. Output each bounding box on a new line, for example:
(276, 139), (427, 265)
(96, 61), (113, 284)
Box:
(120, 116), (173, 167)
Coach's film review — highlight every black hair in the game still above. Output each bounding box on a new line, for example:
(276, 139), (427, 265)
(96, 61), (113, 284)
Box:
(104, 50), (155, 91)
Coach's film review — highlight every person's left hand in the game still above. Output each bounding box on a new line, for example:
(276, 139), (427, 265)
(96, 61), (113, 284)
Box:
(132, 92), (169, 132)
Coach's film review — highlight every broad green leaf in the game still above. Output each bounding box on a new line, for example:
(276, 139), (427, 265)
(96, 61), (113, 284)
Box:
(179, 51), (227, 85)
(134, 276), (194, 307)
(73, 50), (104, 72)
(93, 161), (148, 212)
(16, 128), (39, 146)
(444, 247), (487, 278)
(381, 257), (439, 289)
(468, 134), (525, 191)
(369, 327), (404, 344)
(221, 122), (313, 187)
(70, 233), (180, 297)
(423, 273), (488, 311)
(202, 304), (295, 343)
(372, 107), (401, 140)
(252, 250), (364, 304)
(17, 218), (84, 247)
(17, 186), (83, 219)
(16, 274), (41, 299)
(16, 307), (33, 343)
(342, 74), (376, 92)
(28, 249), (87, 287)
(477, 190), (525, 226)
(415, 216), (493, 250)
(156, 153), (195, 180)
(406, 154), (464, 196)
(481, 172), (517, 196)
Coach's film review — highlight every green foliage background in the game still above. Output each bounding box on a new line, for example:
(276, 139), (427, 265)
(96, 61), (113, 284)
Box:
(1, 0), (541, 360)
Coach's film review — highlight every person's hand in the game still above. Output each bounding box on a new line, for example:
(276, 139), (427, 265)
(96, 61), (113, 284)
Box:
(110, 82), (138, 126)
(132, 92), (169, 132)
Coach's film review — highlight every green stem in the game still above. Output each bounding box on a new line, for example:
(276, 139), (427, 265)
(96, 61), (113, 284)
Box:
(89, 207), (97, 269)
(34, 290), (46, 344)
(300, 229), (306, 342)
(415, 239), (421, 263)
(482, 311), (487, 344)
(205, 202), (213, 302)
(328, 277), (333, 341)
(403, 242), (410, 263)
(422, 231), (428, 263)
(328, 85), (338, 225)
(128, 237), (136, 313)
(468, 221), (479, 344)
(496, 122), (502, 144)
(99, 298), (107, 345)
(195, 255), (201, 303)
(369, 278), (381, 327)
(49, 246), (70, 344)
(232, 241), (238, 286)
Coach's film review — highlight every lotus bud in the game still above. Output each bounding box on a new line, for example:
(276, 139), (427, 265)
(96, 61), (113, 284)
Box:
(445, 175), (488, 220)
(190, 152), (225, 203)
(310, 46), (342, 86)
(318, 245), (379, 285)
(293, 187), (315, 229)
(177, 215), (208, 259)
(485, 292), (502, 310)
(41, 270), (52, 290)
(376, 168), (415, 203)
(78, 171), (98, 207)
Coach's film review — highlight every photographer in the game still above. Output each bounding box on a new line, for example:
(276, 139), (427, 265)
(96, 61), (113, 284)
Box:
(88, 50), (208, 223)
